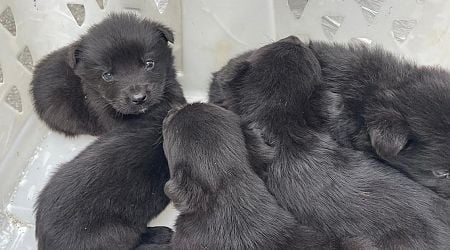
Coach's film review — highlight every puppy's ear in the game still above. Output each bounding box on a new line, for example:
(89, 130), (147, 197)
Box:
(164, 173), (190, 212)
(163, 179), (179, 202)
(164, 168), (208, 212)
(241, 121), (275, 180)
(210, 60), (249, 94)
(366, 109), (409, 159)
(67, 42), (82, 69)
(220, 60), (250, 84)
(157, 25), (174, 44)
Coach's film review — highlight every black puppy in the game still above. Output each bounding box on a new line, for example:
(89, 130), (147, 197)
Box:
(30, 13), (185, 136)
(306, 41), (450, 198)
(209, 37), (450, 249)
(35, 113), (175, 249)
(210, 41), (450, 199)
(138, 103), (335, 250)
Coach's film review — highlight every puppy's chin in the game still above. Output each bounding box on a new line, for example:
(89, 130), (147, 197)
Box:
(111, 102), (154, 115)
(107, 93), (164, 115)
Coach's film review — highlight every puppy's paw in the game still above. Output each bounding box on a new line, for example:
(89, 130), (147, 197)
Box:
(140, 226), (173, 244)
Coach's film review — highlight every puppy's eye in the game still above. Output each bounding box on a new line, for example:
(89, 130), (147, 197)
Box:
(432, 169), (449, 178)
(403, 138), (416, 151)
(145, 60), (155, 70)
(102, 72), (113, 82)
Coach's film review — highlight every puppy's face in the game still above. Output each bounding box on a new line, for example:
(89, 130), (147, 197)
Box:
(370, 115), (450, 172)
(365, 69), (450, 195)
(71, 14), (175, 115)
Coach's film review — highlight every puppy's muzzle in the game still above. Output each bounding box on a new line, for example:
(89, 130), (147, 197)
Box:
(128, 85), (149, 105)
(131, 92), (147, 105)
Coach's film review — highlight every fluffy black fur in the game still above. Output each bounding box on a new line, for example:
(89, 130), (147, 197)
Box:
(30, 13), (185, 136)
(35, 109), (176, 249)
(208, 36), (450, 249)
(139, 103), (335, 250)
(209, 40), (450, 199)
(139, 227), (174, 245)
(305, 41), (450, 198)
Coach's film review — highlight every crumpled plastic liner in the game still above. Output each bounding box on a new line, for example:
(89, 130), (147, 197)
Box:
(0, 212), (33, 250)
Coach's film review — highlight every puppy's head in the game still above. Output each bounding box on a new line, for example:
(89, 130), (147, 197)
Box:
(210, 36), (321, 141)
(162, 103), (247, 210)
(69, 13), (175, 115)
(366, 68), (450, 193)
(214, 36), (320, 114)
(208, 50), (254, 108)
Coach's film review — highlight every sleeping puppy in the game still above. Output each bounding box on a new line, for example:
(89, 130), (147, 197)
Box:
(30, 13), (185, 136)
(307, 42), (450, 198)
(209, 36), (450, 249)
(138, 103), (335, 249)
(210, 41), (450, 199)
(35, 109), (174, 250)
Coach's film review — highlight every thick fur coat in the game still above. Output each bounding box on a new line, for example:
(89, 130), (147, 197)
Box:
(34, 13), (186, 250)
(35, 112), (173, 249)
(30, 13), (185, 136)
(138, 103), (334, 250)
(208, 36), (450, 249)
(307, 41), (450, 198)
(209, 39), (450, 199)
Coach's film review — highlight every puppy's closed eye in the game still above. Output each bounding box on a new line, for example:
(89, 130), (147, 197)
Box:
(401, 137), (417, 151)
(432, 169), (449, 178)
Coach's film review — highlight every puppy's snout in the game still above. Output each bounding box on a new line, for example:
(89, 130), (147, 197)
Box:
(131, 92), (147, 105)
(279, 35), (301, 44)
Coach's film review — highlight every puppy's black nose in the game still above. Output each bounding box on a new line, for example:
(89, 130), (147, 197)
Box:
(279, 35), (301, 44)
(131, 93), (147, 104)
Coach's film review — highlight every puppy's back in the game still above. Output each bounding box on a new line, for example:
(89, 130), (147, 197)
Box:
(163, 103), (331, 249)
(35, 125), (170, 250)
